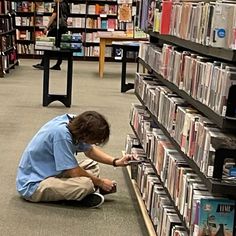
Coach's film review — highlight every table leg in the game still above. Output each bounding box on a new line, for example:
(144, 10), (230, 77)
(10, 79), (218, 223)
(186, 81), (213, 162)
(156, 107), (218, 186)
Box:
(120, 48), (135, 93)
(99, 39), (105, 79)
(43, 52), (50, 106)
(121, 48), (127, 92)
(65, 53), (73, 107)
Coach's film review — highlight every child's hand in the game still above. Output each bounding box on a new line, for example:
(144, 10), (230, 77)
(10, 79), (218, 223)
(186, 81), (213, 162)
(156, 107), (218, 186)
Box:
(116, 154), (137, 166)
(99, 178), (114, 192)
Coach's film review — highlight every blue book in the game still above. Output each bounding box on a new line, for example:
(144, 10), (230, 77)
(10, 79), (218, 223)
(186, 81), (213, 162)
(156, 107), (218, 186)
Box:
(101, 20), (107, 29)
(73, 47), (84, 57)
(199, 198), (235, 236)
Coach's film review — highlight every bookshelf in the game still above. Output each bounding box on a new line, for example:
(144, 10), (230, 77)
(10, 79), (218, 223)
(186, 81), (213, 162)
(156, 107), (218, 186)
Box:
(11, 0), (139, 60)
(125, 0), (236, 235)
(0, 1), (18, 77)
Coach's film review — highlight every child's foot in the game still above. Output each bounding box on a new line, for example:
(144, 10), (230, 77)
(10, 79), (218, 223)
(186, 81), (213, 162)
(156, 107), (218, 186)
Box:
(79, 192), (104, 208)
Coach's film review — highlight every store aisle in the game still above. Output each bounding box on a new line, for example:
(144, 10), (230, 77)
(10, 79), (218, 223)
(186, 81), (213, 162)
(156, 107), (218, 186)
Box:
(0, 60), (148, 236)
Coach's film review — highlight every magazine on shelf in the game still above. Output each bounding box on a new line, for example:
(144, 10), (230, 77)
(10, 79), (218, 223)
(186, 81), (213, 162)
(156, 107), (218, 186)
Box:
(198, 198), (235, 236)
(118, 4), (132, 22)
(209, 2), (235, 49)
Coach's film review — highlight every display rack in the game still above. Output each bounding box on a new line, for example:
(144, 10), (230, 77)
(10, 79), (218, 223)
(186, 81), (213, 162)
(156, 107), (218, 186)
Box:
(125, 1), (236, 235)
(0, 1), (19, 77)
(11, 0), (137, 60)
(135, 92), (236, 197)
(138, 58), (236, 130)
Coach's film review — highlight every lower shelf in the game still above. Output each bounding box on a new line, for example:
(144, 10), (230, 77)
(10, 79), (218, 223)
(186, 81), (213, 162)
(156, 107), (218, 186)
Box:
(126, 165), (157, 236)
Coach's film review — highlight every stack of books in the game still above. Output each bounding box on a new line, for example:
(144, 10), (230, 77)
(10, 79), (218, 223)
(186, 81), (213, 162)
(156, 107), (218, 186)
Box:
(60, 33), (82, 50)
(35, 36), (55, 50)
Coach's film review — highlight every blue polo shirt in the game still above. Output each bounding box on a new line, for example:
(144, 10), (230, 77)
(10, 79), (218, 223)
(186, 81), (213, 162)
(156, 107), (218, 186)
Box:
(16, 114), (91, 198)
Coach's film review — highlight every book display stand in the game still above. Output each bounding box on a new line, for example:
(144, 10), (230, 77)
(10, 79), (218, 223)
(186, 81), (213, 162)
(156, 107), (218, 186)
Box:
(0, 1), (19, 77)
(125, 1), (236, 235)
(11, 0), (139, 60)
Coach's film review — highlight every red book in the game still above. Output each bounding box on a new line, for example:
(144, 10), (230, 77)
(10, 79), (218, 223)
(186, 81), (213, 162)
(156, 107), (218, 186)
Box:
(160, 0), (172, 35)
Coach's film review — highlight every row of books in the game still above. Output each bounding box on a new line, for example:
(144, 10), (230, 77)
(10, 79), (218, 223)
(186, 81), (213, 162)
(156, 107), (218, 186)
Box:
(0, 17), (13, 33)
(68, 17), (85, 28)
(126, 133), (186, 235)
(16, 30), (44, 41)
(85, 32), (99, 43)
(15, 16), (34, 27)
(142, 0), (236, 50)
(70, 3), (86, 14)
(12, 2), (53, 13)
(128, 105), (236, 236)
(73, 46), (111, 57)
(86, 17), (118, 30)
(134, 73), (236, 179)
(139, 42), (236, 118)
(0, 1), (11, 14)
(16, 43), (105, 58)
(168, 1), (236, 49)
(138, 162), (184, 236)
(90, 4), (117, 15)
(14, 2), (131, 17)
(83, 46), (99, 57)
(15, 15), (134, 34)
(17, 43), (34, 54)
(15, 16), (133, 35)
(1, 34), (15, 52)
(1, 51), (17, 71)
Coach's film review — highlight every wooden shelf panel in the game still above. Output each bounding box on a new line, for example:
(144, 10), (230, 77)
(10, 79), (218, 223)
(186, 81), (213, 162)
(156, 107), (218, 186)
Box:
(126, 165), (157, 236)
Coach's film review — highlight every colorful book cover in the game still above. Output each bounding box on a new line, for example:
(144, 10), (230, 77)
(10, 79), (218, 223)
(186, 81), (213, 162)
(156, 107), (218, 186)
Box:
(118, 4), (132, 22)
(160, 0), (172, 35)
(101, 19), (107, 29)
(147, 0), (156, 29)
(21, 1), (29, 12)
(199, 198), (235, 236)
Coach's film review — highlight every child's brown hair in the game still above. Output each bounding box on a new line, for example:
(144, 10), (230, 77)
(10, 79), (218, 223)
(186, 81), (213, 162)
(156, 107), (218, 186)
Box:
(68, 111), (110, 146)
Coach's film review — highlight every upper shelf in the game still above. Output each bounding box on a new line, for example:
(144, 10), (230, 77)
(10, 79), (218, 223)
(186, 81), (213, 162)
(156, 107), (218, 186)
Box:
(149, 31), (236, 62)
(138, 58), (236, 130)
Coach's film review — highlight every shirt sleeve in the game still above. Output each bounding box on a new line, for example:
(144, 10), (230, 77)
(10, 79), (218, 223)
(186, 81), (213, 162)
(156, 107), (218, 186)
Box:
(53, 139), (78, 171)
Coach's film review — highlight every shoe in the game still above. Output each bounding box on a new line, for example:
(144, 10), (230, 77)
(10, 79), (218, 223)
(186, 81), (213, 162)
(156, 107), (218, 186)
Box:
(33, 64), (44, 70)
(50, 65), (61, 70)
(79, 192), (104, 208)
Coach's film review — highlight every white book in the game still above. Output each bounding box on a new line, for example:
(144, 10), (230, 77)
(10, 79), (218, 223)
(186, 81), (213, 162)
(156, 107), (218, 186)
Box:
(210, 2), (235, 48)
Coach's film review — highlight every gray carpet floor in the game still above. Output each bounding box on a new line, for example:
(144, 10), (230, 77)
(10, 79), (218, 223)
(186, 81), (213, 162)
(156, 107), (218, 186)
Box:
(0, 59), (148, 236)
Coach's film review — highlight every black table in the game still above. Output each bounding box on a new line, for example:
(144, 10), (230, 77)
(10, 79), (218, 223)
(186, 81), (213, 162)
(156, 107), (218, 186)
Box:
(112, 42), (140, 93)
(42, 49), (75, 107)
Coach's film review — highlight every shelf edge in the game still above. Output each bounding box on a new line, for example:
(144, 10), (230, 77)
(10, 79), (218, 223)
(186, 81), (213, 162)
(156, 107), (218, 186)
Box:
(126, 165), (157, 236)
